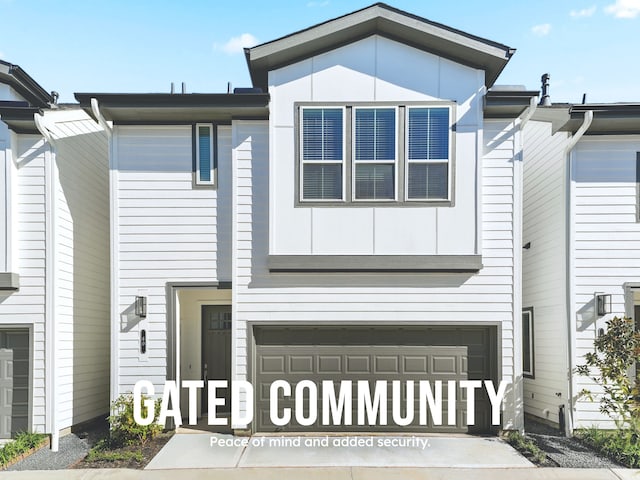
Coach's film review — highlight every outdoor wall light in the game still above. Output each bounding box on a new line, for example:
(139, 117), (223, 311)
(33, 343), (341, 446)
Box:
(135, 295), (147, 318)
(596, 294), (612, 317)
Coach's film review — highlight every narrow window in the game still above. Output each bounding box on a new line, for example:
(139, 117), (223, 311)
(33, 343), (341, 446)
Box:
(353, 108), (396, 200)
(522, 308), (534, 378)
(406, 106), (450, 200)
(196, 123), (214, 185)
(300, 107), (344, 201)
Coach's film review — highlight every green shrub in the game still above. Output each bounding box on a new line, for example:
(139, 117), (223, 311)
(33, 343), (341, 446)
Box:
(504, 431), (548, 464)
(0, 432), (47, 467)
(577, 425), (640, 468)
(107, 393), (162, 447)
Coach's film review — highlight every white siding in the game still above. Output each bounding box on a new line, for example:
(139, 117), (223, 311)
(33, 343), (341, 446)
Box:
(268, 35), (483, 257)
(45, 110), (110, 428)
(114, 125), (226, 394)
(572, 136), (640, 428)
(522, 120), (571, 424)
(0, 135), (48, 432)
(231, 118), (520, 429)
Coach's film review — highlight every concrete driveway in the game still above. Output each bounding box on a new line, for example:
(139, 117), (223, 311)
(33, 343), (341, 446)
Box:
(145, 433), (532, 470)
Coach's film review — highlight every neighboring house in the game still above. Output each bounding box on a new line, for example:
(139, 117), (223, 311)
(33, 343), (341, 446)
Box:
(77, 3), (537, 434)
(0, 60), (110, 449)
(523, 102), (640, 433)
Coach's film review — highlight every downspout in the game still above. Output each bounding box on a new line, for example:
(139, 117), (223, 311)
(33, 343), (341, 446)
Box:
(564, 109), (593, 436)
(513, 96), (536, 432)
(34, 113), (59, 452)
(91, 98), (118, 408)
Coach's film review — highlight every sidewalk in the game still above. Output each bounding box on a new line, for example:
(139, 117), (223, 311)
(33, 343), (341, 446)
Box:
(0, 467), (638, 479)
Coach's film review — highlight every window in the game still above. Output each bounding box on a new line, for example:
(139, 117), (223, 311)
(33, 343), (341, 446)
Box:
(196, 123), (215, 186)
(300, 107), (344, 200)
(353, 108), (396, 200)
(297, 103), (453, 205)
(522, 307), (534, 378)
(406, 106), (450, 201)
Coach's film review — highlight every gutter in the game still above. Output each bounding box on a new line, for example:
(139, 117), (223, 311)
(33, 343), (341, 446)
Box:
(34, 113), (59, 452)
(564, 109), (593, 436)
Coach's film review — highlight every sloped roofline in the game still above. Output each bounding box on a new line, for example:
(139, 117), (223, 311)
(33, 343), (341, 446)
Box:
(0, 59), (52, 108)
(245, 3), (515, 90)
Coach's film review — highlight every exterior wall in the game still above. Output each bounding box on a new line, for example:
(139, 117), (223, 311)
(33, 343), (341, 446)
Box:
(571, 136), (640, 429)
(522, 120), (571, 425)
(113, 125), (229, 395)
(268, 35), (484, 256)
(0, 134), (48, 432)
(45, 109), (110, 428)
(231, 116), (521, 429)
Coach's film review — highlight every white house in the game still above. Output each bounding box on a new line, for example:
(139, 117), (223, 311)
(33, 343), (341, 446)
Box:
(76, 3), (537, 434)
(523, 101), (640, 433)
(0, 60), (110, 449)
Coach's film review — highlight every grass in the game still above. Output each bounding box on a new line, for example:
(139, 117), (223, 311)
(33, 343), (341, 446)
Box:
(0, 432), (48, 467)
(504, 431), (549, 465)
(576, 427), (640, 468)
(86, 448), (143, 463)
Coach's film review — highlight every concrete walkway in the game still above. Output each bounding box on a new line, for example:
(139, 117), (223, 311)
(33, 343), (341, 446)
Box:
(0, 468), (638, 479)
(145, 433), (532, 470)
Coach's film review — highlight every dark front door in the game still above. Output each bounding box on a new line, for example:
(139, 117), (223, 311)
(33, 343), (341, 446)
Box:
(202, 306), (232, 414)
(0, 330), (29, 438)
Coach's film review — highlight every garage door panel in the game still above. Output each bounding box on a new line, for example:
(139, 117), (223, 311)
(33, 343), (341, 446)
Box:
(253, 326), (496, 433)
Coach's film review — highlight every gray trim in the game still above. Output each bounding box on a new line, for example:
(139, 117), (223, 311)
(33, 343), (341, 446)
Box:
(246, 4), (514, 89)
(0, 272), (19, 290)
(267, 255), (483, 272)
(294, 101), (456, 208)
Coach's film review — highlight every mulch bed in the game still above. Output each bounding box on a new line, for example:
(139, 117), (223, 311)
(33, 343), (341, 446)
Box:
(71, 432), (173, 469)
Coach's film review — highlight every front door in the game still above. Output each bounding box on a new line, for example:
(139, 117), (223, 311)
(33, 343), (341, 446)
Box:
(201, 306), (232, 414)
(0, 330), (29, 438)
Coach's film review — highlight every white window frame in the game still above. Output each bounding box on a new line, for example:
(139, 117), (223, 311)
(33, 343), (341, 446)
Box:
(351, 106), (398, 202)
(195, 123), (215, 186)
(522, 308), (534, 378)
(404, 105), (452, 202)
(299, 106), (346, 202)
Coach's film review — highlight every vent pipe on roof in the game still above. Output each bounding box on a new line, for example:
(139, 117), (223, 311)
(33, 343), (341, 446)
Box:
(540, 73), (551, 106)
(227, 82), (232, 94)
(582, 93), (587, 104)
(182, 82), (186, 94)
(170, 82), (175, 94)
(50, 91), (59, 105)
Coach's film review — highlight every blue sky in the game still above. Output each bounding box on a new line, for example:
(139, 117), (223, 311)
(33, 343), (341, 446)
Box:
(0, 0), (638, 104)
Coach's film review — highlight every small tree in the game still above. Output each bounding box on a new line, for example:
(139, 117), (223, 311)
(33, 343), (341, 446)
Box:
(108, 394), (163, 447)
(576, 316), (640, 431)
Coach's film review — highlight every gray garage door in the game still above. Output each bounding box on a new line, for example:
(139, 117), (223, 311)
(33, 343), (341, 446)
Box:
(253, 326), (497, 433)
(0, 330), (30, 439)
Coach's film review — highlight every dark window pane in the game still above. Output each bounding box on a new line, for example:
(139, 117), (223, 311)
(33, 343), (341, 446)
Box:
(355, 108), (395, 161)
(408, 107), (449, 160)
(522, 312), (532, 374)
(355, 164), (394, 200)
(303, 164), (342, 200)
(198, 126), (211, 182)
(407, 163), (448, 199)
(303, 108), (343, 161)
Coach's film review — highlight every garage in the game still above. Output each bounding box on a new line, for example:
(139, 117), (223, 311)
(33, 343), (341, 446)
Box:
(253, 325), (497, 433)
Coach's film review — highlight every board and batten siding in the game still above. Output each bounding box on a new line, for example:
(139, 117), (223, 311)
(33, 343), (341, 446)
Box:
(46, 110), (110, 428)
(230, 117), (521, 429)
(521, 120), (571, 425)
(113, 125), (229, 395)
(571, 136), (640, 429)
(0, 135), (48, 432)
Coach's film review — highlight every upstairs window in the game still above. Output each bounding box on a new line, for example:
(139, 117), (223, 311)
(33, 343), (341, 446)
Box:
(196, 124), (215, 186)
(300, 107), (344, 201)
(522, 307), (534, 378)
(353, 108), (396, 201)
(406, 106), (451, 201)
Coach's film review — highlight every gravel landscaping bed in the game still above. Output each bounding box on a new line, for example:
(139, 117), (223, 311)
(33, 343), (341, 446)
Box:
(525, 417), (622, 468)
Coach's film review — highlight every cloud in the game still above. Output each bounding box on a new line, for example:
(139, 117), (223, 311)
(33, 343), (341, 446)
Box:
(570, 5), (597, 17)
(605, 0), (640, 18)
(531, 23), (551, 36)
(307, 0), (329, 6)
(214, 33), (258, 54)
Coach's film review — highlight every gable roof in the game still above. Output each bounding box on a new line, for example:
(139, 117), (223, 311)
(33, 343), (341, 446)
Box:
(0, 60), (53, 108)
(245, 3), (515, 90)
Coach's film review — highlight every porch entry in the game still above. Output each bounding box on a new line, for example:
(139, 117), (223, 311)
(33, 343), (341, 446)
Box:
(201, 305), (232, 414)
